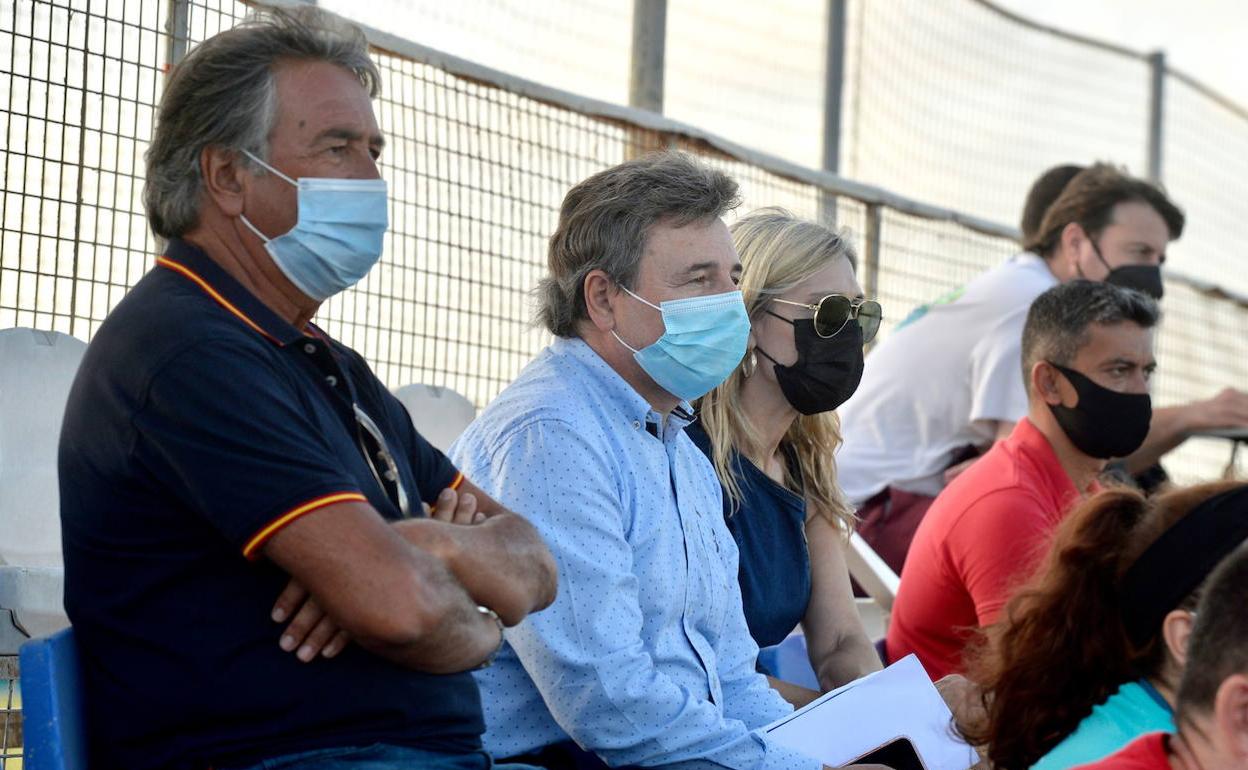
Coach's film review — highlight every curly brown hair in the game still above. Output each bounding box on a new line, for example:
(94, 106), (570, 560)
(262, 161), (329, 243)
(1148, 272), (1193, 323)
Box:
(961, 480), (1247, 770)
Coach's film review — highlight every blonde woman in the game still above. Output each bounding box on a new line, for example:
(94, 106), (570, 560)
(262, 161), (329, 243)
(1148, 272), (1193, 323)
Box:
(689, 208), (883, 706)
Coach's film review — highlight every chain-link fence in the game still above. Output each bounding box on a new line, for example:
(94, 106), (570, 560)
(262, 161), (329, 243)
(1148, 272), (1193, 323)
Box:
(1, 1), (1247, 759)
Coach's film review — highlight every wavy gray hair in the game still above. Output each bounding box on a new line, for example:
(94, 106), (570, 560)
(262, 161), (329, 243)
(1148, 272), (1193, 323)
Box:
(143, 7), (380, 239)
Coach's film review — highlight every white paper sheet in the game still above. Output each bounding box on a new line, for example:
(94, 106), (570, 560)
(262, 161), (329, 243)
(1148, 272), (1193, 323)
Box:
(762, 655), (978, 770)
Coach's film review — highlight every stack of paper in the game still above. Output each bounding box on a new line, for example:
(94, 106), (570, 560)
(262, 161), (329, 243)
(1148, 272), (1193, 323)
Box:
(763, 655), (979, 770)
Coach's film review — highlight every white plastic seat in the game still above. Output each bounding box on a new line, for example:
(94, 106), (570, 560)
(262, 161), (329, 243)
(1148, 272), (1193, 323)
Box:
(391, 383), (477, 453)
(0, 327), (86, 640)
(846, 531), (900, 613)
(0, 328), (87, 569)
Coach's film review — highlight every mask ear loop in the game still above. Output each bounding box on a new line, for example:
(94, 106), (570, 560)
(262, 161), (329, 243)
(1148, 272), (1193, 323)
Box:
(236, 149), (299, 244)
(238, 214), (271, 244)
(240, 148), (298, 186)
(1088, 235), (1115, 275)
(611, 284), (663, 354)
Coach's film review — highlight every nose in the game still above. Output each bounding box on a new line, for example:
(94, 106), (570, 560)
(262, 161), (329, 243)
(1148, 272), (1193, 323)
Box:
(358, 152), (382, 180)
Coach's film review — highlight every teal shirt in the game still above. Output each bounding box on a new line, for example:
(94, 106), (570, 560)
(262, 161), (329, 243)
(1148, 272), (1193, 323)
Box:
(1032, 681), (1174, 770)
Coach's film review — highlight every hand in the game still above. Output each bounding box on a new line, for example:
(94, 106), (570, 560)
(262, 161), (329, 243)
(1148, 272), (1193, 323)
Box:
(934, 674), (989, 766)
(271, 578), (350, 662)
(429, 486), (485, 525)
(934, 673), (985, 731)
(1187, 387), (1248, 432)
(942, 457), (980, 486)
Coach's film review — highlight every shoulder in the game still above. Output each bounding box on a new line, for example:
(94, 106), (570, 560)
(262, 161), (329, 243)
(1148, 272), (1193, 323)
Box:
(928, 457), (1048, 539)
(89, 267), (277, 384)
(454, 350), (613, 465)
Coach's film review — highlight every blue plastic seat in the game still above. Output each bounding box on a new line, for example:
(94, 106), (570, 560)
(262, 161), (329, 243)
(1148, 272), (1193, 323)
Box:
(18, 628), (86, 770)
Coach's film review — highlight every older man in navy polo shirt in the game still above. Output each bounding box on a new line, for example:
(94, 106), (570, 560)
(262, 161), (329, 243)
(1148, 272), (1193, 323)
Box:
(57, 8), (555, 770)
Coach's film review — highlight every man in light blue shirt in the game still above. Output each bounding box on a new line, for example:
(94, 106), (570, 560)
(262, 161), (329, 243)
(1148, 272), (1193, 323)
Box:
(451, 153), (821, 770)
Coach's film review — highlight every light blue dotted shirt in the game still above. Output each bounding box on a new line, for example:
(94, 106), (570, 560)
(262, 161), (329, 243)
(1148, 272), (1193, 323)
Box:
(450, 337), (816, 770)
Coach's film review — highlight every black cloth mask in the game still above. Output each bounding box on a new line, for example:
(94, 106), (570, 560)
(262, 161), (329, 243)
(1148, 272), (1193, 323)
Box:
(1104, 264), (1164, 300)
(1088, 238), (1164, 299)
(757, 315), (864, 415)
(1048, 363), (1152, 459)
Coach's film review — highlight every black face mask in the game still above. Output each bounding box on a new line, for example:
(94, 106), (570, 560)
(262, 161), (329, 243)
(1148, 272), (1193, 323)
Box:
(757, 315), (864, 415)
(1048, 363), (1152, 459)
(1088, 239), (1164, 299)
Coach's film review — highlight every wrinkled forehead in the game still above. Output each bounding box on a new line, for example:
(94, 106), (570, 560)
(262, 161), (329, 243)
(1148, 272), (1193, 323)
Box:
(638, 218), (740, 279)
(269, 59), (382, 144)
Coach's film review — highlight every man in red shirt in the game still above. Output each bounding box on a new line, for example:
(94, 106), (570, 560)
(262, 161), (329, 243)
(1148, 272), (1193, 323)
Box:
(1073, 540), (1248, 770)
(886, 280), (1158, 678)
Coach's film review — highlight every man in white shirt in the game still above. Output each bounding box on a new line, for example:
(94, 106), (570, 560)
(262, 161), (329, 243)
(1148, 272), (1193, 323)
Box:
(841, 163), (1248, 575)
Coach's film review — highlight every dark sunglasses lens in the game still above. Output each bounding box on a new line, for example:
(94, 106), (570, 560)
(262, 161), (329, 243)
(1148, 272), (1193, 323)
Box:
(814, 295), (853, 337)
(857, 300), (883, 343)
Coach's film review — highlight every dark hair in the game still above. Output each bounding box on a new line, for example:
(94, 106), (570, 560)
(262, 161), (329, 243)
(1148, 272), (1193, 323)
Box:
(144, 7), (379, 239)
(1024, 163), (1184, 258)
(962, 481), (1247, 770)
(1020, 280), (1160, 387)
(1020, 164), (1084, 246)
(1177, 543), (1248, 724)
(537, 152), (740, 338)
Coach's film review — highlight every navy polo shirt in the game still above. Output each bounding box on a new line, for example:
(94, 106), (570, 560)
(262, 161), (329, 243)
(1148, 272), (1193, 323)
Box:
(58, 239), (484, 770)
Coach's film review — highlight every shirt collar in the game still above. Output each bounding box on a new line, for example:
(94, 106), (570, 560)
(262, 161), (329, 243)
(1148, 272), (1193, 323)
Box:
(157, 238), (306, 347)
(553, 337), (695, 434)
(1009, 417), (1088, 506)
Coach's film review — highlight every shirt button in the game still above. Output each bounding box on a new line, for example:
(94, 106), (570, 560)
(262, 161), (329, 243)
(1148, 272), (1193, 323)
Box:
(632, 420), (640, 430)
(325, 375), (338, 387)
(303, 343), (316, 354)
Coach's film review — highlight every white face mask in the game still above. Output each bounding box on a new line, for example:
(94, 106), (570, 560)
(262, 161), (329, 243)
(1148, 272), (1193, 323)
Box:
(239, 150), (389, 301)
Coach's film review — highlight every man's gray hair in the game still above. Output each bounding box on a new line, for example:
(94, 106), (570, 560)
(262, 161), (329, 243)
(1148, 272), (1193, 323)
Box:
(538, 152), (741, 338)
(1021, 280), (1161, 387)
(143, 7), (380, 239)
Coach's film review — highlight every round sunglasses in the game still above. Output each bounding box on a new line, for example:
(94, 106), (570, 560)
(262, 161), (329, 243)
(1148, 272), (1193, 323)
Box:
(771, 294), (883, 343)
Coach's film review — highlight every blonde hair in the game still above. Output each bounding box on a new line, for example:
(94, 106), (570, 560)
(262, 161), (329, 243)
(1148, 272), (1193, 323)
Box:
(698, 208), (857, 533)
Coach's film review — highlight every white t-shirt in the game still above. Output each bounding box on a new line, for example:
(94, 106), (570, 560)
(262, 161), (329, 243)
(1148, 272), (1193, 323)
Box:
(837, 252), (1060, 503)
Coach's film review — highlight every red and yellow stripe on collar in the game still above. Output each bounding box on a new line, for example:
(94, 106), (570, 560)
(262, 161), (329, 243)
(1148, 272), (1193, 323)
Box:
(157, 256), (282, 346)
(243, 491), (369, 560)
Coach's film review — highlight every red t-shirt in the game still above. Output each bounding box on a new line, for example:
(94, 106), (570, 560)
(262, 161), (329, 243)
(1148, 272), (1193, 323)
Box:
(885, 418), (1091, 679)
(1072, 733), (1172, 770)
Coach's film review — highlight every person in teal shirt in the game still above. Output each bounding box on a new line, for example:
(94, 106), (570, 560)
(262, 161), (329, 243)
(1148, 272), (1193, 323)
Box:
(1033, 679), (1172, 770)
(960, 480), (1248, 770)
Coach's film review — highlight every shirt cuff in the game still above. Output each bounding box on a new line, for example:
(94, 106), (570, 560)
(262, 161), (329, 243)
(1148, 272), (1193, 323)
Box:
(242, 490), (368, 560)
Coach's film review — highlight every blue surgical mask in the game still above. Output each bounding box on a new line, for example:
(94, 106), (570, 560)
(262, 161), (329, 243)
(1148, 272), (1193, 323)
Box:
(611, 286), (750, 402)
(239, 150), (389, 301)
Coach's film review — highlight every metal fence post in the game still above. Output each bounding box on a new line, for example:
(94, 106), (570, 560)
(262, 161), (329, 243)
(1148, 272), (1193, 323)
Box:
(1147, 50), (1166, 183)
(819, 0), (847, 227)
(165, 0), (192, 69)
(629, 0), (666, 114)
(863, 203), (882, 343)
(628, 0), (667, 157)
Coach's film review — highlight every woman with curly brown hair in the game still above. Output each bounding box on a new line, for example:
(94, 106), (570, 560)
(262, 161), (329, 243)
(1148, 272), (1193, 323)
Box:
(961, 480), (1248, 770)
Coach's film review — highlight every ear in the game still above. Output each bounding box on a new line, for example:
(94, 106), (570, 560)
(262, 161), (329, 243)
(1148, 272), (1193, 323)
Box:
(200, 145), (249, 218)
(1213, 673), (1248, 760)
(1059, 221), (1088, 260)
(583, 269), (619, 333)
(1031, 360), (1065, 406)
(1162, 608), (1197, 669)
